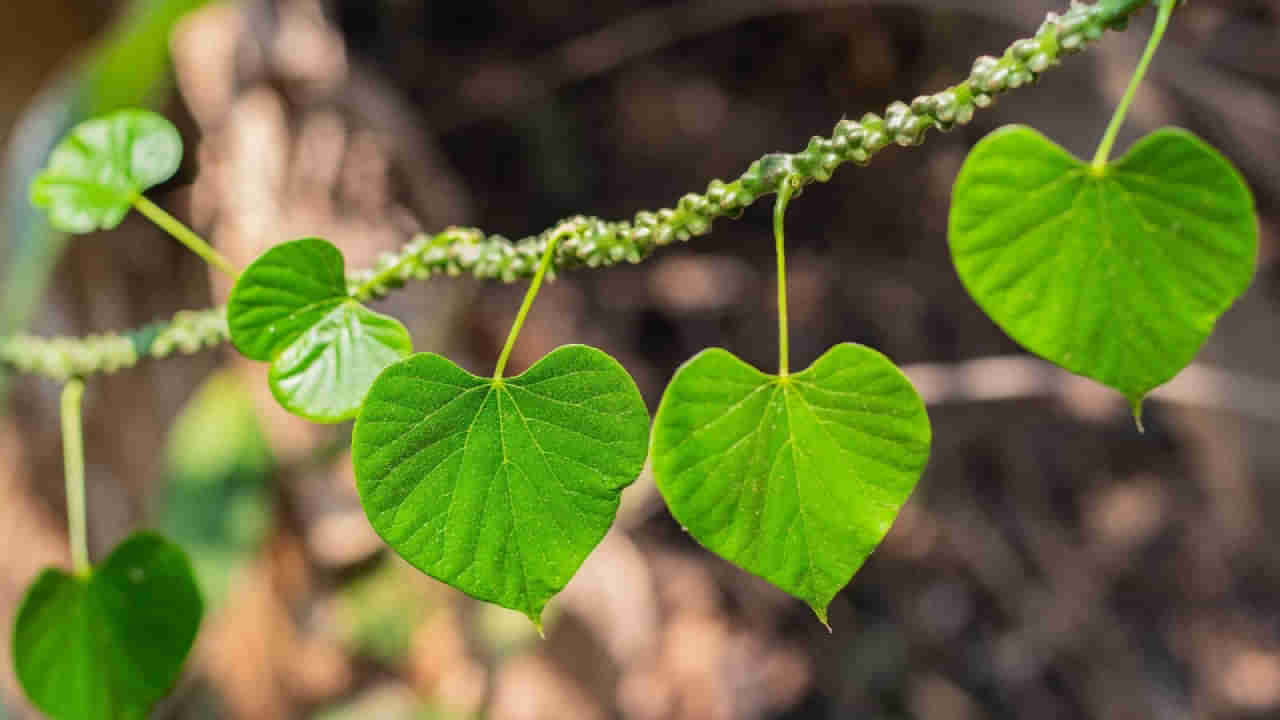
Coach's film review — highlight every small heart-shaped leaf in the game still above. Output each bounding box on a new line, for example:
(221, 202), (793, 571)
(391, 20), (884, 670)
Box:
(12, 532), (203, 720)
(352, 345), (650, 626)
(227, 237), (413, 422)
(30, 110), (183, 233)
(651, 344), (931, 624)
(950, 126), (1258, 410)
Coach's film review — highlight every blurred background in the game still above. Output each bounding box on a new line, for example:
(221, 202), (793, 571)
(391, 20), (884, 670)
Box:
(2, 0), (1279, 718)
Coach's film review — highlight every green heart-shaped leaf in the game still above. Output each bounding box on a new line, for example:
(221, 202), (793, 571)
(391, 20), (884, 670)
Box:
(950, 126), (1258, 411)
(30, 110), (183, 234)
(12, 532), (203, 720)
(227, 237), (413, 422)
(651, 344), (931, 624)
(352, 345), (650, 626)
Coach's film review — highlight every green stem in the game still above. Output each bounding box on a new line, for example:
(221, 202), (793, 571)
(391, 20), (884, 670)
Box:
(1091, 0), (1176, 172)
(774, 178), (797, 377)
(61, 379), (89, 576)
(493, 230), (565, 380)
(132, 195), (238, 278)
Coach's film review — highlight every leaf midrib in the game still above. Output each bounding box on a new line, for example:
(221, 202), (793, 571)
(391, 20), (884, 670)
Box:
(778, 385), (821, 598)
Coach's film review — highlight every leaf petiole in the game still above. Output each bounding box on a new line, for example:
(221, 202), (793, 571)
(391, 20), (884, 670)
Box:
(774, 178), (798, 377)
(1090, 0), (1176, 172)
(132, 195), (238, 278)
(60, 379), (89, 576)
(493, 228), (569, 380)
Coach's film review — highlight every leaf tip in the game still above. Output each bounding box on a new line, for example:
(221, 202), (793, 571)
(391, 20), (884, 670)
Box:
(811, 603), (832, 632)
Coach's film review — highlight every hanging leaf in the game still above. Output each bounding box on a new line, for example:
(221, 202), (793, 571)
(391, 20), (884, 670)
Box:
(12, 532), (203, 720)
(352, 345), (650, 627)
(29, 110), (182, 234)
(227, 237), (413, 422)
(651, 344), (931, 624)
(949, 126), (1257, 414)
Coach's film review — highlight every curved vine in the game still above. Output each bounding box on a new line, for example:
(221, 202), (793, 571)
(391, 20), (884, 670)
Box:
(17, 2), (1262, 716)
(2, 0), (1152, 381)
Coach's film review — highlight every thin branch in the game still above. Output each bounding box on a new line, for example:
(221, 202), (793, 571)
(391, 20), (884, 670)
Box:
(0, 0), (1154, 382)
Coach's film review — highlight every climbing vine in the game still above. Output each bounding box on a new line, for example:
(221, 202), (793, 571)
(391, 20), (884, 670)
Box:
(2, 1), (1261, 717)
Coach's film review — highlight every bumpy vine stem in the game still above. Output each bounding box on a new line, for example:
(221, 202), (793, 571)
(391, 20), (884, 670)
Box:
(1098, 0), (1158, 25)
(0, 308), (228, 382)
(0, 0), (1155, 381)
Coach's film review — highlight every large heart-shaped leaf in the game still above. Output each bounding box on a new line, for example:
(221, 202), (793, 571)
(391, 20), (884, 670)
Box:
(29, 110), (183, 233)
(12, 532), (203, 720)
(352, 345), (650, 626)
(227, 237), (413, 422)
(950, 126), (1258, 412)
(651, 344), (931, 624)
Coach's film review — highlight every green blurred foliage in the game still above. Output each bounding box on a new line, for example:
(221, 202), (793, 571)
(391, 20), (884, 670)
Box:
(335, 557), (436, 665)
(81, 0), (211, 116)
(156, 370), (273, 607)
